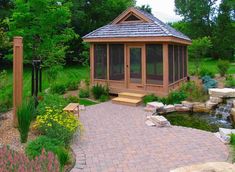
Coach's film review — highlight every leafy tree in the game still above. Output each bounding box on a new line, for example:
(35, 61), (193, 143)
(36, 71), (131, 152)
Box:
(212, 0), (235, 60)
(174, 0), (217, 38)
(8, 0), (77, 67)
(138, 4), (152, 14)
(188, 37), (212, 74)
(0, 0), (13, 22)
(71, 0), (136, 36)
(67, 0), (135, 64)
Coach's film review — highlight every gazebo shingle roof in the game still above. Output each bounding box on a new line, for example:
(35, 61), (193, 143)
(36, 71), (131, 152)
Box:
(83, 7), (191, 41)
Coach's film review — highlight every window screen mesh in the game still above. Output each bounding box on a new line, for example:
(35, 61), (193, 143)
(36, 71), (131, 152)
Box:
(94, 44), (107, 79)
(109, 44), (124, 80)
(184, 46), (187, 77)
(168, 45), (174, 84)
(174, 45), (179, 81)
(179, 46), (183, 79)
(146, 44), (163, 85)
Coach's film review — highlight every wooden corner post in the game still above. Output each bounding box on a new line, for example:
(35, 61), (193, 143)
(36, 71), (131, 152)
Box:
(163, 43), (169, 94)
(13, 37), (23, 127)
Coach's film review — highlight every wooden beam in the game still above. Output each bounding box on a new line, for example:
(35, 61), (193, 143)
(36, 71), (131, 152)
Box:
(163, 43), (169, 93)
(90, 43), (94, 86)
(13, 37), (23, 127)
(83, 36), (192, 45)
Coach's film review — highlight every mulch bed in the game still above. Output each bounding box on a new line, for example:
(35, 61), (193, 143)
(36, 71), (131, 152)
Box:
(0, 110), (76, 171)
(0, 110), (37, 153)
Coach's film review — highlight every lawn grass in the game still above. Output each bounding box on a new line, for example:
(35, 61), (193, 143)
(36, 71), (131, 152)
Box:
(0, 65), (89, 113)
(79, 98), (97, 106)
(189, 58), (235, 75)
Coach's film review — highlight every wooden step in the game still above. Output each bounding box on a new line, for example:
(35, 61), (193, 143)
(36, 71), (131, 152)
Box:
(112, 97), (142, 106)
(118, 92), (145, 100)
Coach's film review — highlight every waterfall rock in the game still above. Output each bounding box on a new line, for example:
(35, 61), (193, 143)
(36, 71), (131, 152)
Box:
(231, 108), (235, 122)
(193, 103), (210, 113)
(233, 100), (235, 107)
(150, 115), (170, 127)
(164, 105), (175, 113)
(175, 105), (191, 112)
(181, 101), (194, 108)
(146, 102), (164, 109)
(210, 96), (223, 104)
(209, 88), (235, 98)
(206, 101), (218, 110)
(219, 128), (235, 143)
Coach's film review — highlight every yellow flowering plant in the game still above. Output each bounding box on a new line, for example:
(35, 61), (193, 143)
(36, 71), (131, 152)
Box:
(34, 107), (83, 145)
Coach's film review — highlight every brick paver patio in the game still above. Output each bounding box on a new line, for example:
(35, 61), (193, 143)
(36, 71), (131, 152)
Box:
(71, 102), (229, 172)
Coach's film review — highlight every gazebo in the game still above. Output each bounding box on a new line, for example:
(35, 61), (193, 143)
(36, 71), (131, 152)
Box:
(83, 7), (191, 99)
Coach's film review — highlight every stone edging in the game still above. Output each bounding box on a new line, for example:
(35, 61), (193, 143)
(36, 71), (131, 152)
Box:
(71, 145), (86, 170)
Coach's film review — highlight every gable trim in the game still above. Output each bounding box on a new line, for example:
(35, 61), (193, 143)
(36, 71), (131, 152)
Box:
(111, 7), (153, 25)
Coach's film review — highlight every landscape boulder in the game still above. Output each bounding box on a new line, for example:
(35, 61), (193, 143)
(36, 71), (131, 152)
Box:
(206, 100), (218, 110)
(209, 88), (235, 98)
(181, 101), (194, 108)
(164, 105), (175, 113)
(210, 96), (223, 104)
(193, 103), (210, 113)
(150, 115), (170, 127)
(231, 108), (235, 122)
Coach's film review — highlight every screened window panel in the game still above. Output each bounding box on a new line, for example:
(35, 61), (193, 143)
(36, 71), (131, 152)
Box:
(130, 48), (142, 83)
(109, 44), (124, 81)
(168, 45), (174, 84)
(174, 45), (179, 81)
(179, 46), (184, 79)
(94, 44), (107, 79)
(146, 44), (163, 85)
(184, 46), (187, 77)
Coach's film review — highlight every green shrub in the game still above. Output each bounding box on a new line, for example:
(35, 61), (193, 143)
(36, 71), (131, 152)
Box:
(50, 83), (66, 94)
(91, 84), (109, 100)
(0, 91), (12, 113)
(56, 146), (70, 169)
(201, 75), (218, 91)
(199, 67), (215, 78)
(166, 90), (187, 104)
(37, 94), (68, 116)
(34, 108), (82, 145)
(225, 75), (235, 88)
(0, 70), (8, 89)
(217, 59), (230, 77)
(66, 80), (79, 91)
(180, 81), (208, 102)
(17, 98), (35, 143)
(143, 94), (158, 105)
(79, 88), (90, 98)
(25, 136), (69, 169)
(231, 134), (235, 145)
(47, 65), (63, 84)
(99, 95), (109, 102)
(66, 95), (79, 103)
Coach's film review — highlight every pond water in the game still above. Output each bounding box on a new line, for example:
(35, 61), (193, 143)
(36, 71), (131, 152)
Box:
(165, 112), (233, 133)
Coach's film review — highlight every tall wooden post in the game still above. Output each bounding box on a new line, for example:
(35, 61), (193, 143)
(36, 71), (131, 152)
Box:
(13, 37), (23, 127)
(163, 43), (169, 94)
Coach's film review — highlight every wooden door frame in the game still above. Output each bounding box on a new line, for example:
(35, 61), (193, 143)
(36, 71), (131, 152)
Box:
(126, 43), (145, 90)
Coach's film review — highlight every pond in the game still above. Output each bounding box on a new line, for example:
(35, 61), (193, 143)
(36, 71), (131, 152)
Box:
(165, 112), (233, 132)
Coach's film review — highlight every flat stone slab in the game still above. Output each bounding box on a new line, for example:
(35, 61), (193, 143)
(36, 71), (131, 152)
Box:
(209, 88), (235, 98)
(71, 102), (229, 172)
(170, 162), (235, 172)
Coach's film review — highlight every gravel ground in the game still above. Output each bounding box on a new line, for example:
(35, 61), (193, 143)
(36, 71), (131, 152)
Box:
(0, 111), (37, 153)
